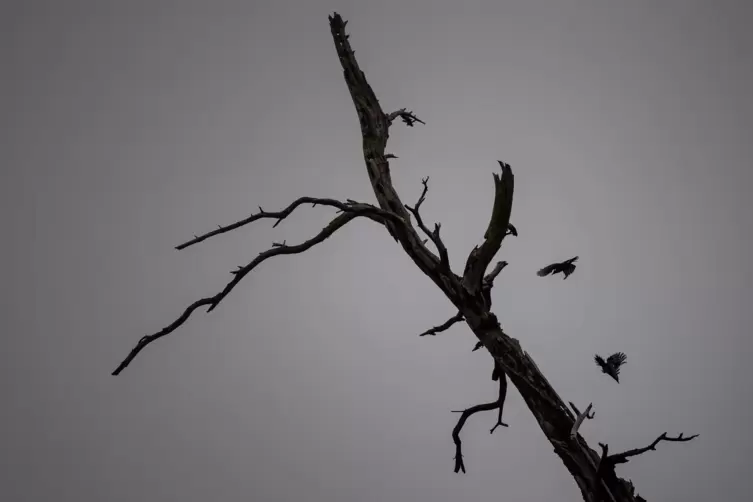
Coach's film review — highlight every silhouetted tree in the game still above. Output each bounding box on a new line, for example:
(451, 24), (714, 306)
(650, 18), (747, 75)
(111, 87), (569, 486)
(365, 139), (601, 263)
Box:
(112, 13), (697, 502)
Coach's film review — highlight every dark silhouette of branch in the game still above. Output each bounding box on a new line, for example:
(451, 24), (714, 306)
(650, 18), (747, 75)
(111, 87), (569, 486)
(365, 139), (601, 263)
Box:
(569, 401), (595, 420)
(451, 369), (508, 473)
(483, 260), (508, 286)
(113, 209), (396, 375)
(176, 197), (386, 250)
(461, 161), (515, 295)
(603, 433), (699, 467)
(404, 177), (449, 270)
(387, 108), (425, 127)
(418, 312), (464, 336)
(570, 402), (594, 439)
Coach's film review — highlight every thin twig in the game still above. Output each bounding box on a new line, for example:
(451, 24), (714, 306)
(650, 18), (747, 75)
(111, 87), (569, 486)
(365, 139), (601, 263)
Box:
(113, 212), (389, 375)
(175, 197), (387, 250)
(418, 312), (464, 336)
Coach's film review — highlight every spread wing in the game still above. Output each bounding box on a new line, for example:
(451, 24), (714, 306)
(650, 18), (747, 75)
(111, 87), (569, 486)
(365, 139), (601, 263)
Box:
(606, 352), (627, 370)
(537, 263), (559, 277)
(594, 354), (606, 369)
(564, 256), (579, 265)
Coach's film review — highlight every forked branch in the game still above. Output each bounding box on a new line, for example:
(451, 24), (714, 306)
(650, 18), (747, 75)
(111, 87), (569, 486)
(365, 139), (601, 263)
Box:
(451, 368), (509, 473)
(602, 432), (699, 468)
(113, 208), (398, 375)
(176, 197), (388, 250)
(405, 177), (450, 270)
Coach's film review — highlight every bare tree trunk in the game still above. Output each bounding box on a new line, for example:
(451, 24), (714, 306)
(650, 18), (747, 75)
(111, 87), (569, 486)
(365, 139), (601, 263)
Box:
(112, 12), (696, 502)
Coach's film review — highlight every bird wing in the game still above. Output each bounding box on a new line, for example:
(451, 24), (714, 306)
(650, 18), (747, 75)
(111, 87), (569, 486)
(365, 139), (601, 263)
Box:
(606, 352), (627, 369)
(565, 256), (579, 265)
(594, 354), (606, 368)
(537, 263), (558, 276)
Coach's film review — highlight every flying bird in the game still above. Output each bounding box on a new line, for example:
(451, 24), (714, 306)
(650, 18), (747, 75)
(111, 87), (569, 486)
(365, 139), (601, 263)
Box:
(594, 352), (627, 382)
(537, 256), (579, 279)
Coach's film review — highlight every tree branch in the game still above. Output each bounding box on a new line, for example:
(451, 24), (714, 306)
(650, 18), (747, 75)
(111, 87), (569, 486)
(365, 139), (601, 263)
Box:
(483, 260), (508, 287)
(176, 197), (389, 250)
(461, 161), (515, 295)
(113, 211), (388, 375)
(404, 177), (450, 270)
(387, 108), (425, 127)
(570, 402), (594, 439)
(604, 433), (699, 466)
(569, 401), (595, 420)
(328, 13), (464, 298)
(418, 312), (464, 337)
(451, 369), (508, 473)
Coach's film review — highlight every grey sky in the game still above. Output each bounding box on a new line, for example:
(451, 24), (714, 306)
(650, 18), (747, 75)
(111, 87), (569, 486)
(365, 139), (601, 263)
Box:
(3, 0), (752, 501)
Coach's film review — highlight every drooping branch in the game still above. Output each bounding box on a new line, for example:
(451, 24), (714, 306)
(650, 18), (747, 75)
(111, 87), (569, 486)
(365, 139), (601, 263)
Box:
(451, 369), (509, 473)
(461, 161), (515, 295)
(176, 197), (387, 250)
(405, 177), (450, 270)
(603, 432), (699, 467)
(113, 209), (396, 375)
(418, 312), (464, 336)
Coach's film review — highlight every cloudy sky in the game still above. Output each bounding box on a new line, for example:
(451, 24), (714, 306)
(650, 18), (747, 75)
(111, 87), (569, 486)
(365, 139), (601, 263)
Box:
(3, 0), (752, 501)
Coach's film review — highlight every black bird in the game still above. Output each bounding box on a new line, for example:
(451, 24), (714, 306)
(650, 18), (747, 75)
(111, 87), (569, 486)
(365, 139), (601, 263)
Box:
(594, 352), (627, 382)
(537, 256), (579, 279)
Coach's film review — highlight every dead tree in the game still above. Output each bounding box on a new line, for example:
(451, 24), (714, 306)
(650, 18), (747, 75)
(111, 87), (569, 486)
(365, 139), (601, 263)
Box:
(112, 12), (697, 502)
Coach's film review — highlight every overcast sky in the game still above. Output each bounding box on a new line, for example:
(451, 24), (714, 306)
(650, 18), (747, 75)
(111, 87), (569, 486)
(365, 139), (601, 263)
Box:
(3, 1), (752, 501)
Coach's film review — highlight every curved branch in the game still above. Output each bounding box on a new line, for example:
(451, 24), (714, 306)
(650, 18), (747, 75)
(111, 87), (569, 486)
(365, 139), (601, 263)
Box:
(461, 161), (514, 294)
(113, 211), (385, 375)
(387, 108), (425, 127)
(176, 197), (386, 250)
(451, 369), (509, 473)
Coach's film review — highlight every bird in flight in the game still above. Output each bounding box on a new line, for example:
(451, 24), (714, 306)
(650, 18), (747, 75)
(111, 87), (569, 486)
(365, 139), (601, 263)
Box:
(537, 256), (579, 279)
(594, 352), (627, 383)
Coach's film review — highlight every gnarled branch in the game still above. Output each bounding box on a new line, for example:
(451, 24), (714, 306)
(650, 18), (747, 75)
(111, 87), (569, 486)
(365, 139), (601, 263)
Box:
(451, 369), (509, 473)
(604, 432), (699, 467)
(176, 197), (390, 250)
(113, 210), (392, 375)
(418, 312), (464, 337)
